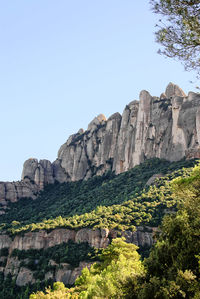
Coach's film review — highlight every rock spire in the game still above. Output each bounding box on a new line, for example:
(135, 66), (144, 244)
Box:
(1, 83), (200, 207)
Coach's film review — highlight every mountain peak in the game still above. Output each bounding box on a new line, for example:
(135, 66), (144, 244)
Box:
(165, 82), (186, 98)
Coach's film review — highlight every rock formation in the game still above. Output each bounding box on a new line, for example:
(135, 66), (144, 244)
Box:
(0, 227), (155, 286)
(1, 82), (197, 288)
(0, 227), (155, 251)
(1, 82), (200, 207)
(46, 82), (200, 180)
(0, 159), (67, 210)
(0, 179), (39, 214)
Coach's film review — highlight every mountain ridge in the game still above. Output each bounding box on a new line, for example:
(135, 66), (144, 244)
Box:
(1, 82), (200, 209)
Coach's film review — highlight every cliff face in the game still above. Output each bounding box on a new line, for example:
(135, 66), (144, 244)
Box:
(1, 83), (200, 206)
(0, 227), (155, 286)
(0, 227), (155, 251)
(22, 82), (200, 184)
(56, 83), (200, 180)
(1, 82), (196, 288)
(0, 179), (39, 214)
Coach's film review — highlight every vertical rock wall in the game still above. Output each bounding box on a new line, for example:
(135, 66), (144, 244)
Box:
(1, 83), (200, 206)
(54, 82), (200, 179)
(0, 227), (155, 286)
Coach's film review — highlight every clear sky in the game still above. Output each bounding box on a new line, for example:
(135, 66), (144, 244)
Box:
(0, 0), (198, 181)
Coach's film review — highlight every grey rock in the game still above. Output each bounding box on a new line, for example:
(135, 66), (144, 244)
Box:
(55, 82), (199, 180)
(0, 180), (39, 208)
(87, 114), (107, 131)
(146, 174), (163, 186)
(16, 267), (35, 286)
(21, 158), (55, 188)
(55, 261), (92, 285)
(1, 83), (200, 207)
(160, 92), (166, 99)
(165, 82), (186, 98)
(4, 257), (21, 277)
(52, 159), (68, 183)
(0, 227), (156, 286)
(0, 227), (155, 252)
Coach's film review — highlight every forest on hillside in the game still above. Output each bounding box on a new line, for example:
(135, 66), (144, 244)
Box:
(0, 158), (197, 235)
(29, 163), (200, 298)
(1, 0), (200, 297)
(0, 158), (200, 298)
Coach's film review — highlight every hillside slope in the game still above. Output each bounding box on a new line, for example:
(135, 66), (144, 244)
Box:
(1, 82), (200, 298)
(0, 158), (197, 234)
(0, 158), (199, 298)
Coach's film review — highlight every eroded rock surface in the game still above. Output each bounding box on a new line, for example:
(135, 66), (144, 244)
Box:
(16, 267), (35, 286)
(1, 83), (200, 206)
(0, 226), (155, 286)
(56, 82), (200, 180)
(0, 179), (39, 211)
(0, 227), (155, 252)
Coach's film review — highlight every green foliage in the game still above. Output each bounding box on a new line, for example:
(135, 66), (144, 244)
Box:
(11, 240), (100, 281)
(137, 165), (200, 298)
(0, 159), (197, 235)
(0, 272), (54, 299)
(29, 160), (200, 299)
(0, 241), (99, 298)
(150, 0), (200, 76)
(31, 238), (145, 299)
(0, 248), (9, 267)
(30, 282), (71, 299)
(0, 247), (9, 257)
(1, 158), (171, 226)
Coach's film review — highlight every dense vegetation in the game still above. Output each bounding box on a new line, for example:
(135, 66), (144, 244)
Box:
(0, 240), (100, 299)
(30, 238), (145, 299)
(0, 158), (174, 224)
(0, 158), (200, 298)
(0, 273), (54, 299)
(0, 158), (197, 235)
(11, 240), (100, 273)
(30, 164), (200, 298)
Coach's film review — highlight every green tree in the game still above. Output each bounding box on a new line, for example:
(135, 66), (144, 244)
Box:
(30, 238), (145, 298)
(75, 238), (145, 298)
(150, 0), (200, 75)
(137, 165), (200, 298)
(29, 282), (69, 299)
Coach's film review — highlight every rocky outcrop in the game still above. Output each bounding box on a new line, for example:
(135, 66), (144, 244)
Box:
(1, 83), (200, 206)
(54, 261), (93, 286)
(0, 179), (39, 213)
(0, 227), (155, 252)
(21, 158), (67, 189)
(5, 257), (92, 286)
(16, 267), (35, 286)
(146, 173), (164, 186)
(0, 226), (155, 286)
(56, 82), (200, 179)
(0, 159), (67, 209)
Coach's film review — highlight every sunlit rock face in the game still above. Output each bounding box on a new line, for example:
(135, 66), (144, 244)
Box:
(54, 82), (200, 179)
(0, 227), (155, 252)
(0, 179), (39, 212)
(1, 82), (200, 206)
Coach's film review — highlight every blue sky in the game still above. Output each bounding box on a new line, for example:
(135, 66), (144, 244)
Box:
(0, 0), (197, 181)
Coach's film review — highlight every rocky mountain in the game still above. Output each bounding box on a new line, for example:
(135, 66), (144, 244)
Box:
(0, 156), (197, 297)
(1, 82), (200, 297)
(1, 82), (200, 208)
